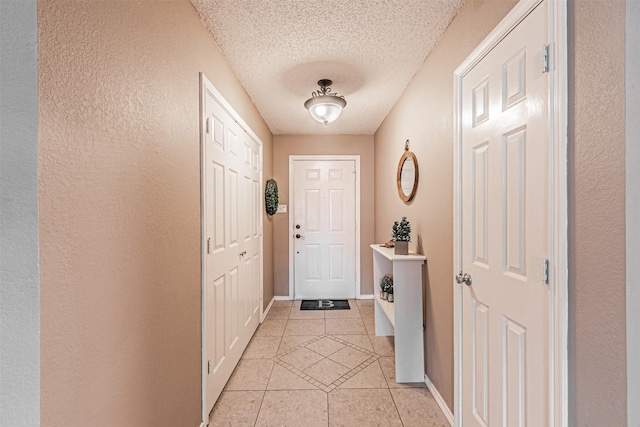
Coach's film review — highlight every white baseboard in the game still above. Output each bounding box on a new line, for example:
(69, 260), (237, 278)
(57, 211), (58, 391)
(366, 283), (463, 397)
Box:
(274, 295), (293, 301)
(357, 294), (374, 299)
(424, 374), (454, 426)
(261, 296), (276, 322)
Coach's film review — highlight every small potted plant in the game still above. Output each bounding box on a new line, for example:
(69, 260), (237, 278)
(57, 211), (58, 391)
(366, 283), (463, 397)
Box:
(392, 216), (411, 255)
(380, 275), (393, 300)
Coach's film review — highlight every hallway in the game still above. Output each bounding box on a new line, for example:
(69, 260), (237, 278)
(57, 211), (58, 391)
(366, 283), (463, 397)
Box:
(209, 299), (449, 426)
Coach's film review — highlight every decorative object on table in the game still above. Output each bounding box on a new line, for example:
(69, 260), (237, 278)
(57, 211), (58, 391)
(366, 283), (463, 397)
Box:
(380, 274), (393, 300)
(379, 239), (395, 248)
(392, 216), (411, 255)
(387, 285), (394, 303)
(397, 139), (419, 203)
(265, 179), (279, 216)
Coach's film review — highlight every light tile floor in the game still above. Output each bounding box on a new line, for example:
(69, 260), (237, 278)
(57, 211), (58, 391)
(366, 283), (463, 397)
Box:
(209, 299), (450, 427)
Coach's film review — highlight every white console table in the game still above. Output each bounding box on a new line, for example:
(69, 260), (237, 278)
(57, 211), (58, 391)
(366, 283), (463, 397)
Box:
(371, 244), (425, 382)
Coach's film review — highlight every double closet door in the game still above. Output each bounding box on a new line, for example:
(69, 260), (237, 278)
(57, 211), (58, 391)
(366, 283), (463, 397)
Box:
(202, 76), (261, 415)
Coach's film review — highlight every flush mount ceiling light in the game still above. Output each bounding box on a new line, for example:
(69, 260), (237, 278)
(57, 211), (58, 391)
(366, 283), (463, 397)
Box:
(304, 79), (347, 125)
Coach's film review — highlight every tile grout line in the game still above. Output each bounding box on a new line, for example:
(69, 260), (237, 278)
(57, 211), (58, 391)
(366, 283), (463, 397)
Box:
(252, 388), (268, 427)
(388, 387), (407, 427)
(326, 391), (330, 427)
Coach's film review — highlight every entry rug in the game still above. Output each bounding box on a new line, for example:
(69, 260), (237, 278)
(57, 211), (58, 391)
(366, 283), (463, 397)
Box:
(300, 299), (350, 310)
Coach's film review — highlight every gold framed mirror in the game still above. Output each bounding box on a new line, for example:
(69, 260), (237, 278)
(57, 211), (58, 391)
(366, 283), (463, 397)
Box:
(396, 140), (419, 203)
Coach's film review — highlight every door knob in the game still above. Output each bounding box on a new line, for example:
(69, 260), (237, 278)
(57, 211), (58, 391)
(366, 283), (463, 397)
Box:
(456, 271), (472, 286)
(295, 234), (305, 239)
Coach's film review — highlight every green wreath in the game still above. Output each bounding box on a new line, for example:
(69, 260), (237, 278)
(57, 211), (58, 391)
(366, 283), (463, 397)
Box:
(265, 179), (278, 216)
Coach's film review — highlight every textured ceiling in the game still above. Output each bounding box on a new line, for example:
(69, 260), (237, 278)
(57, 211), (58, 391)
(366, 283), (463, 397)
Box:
(190, 0), (464, 135)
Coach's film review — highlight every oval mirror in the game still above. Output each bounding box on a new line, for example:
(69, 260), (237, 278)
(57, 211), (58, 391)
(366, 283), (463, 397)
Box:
(400, 158), (415, 196)
(396, 143), (419, 203)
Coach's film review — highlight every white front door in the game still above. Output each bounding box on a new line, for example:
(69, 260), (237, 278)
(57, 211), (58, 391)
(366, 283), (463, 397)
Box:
(202, 76), (261, 415)
(293, 159), (356, 299)
(458, 2), (551, 426)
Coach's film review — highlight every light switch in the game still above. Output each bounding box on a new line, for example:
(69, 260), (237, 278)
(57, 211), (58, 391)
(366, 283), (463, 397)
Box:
(277, 204), (287, 214)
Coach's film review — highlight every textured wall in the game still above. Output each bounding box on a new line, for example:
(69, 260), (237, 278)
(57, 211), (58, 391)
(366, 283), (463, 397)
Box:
(263, 137), (275, 306)
(272, 135), (375, 297)
(373, 0), (517, 412)
(38, 1), (272, 425)
(627, 1), (640, 424)
(0, 1), (40, 426)
(568, 1), (627, 425)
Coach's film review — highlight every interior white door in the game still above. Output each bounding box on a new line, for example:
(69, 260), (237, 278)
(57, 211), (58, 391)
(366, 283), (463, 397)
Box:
(202, 82), (260, 414)
(293, 159), (356, 299)
(459, 2), (550, 426)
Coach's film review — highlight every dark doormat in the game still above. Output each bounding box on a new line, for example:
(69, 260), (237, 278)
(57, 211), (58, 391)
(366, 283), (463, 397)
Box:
(300, 300), (350, 310)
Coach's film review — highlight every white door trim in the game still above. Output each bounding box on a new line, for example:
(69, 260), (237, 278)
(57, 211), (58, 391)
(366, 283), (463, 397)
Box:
(452, 1), (568, 426)
(199, 73), (264, 424)
(288, 155), (361, 299)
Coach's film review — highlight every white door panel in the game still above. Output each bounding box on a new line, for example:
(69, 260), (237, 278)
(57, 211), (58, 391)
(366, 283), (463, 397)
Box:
(460, 2), (550, 426)
(293, 160), (356, 299)
(203, 81), (260, 414)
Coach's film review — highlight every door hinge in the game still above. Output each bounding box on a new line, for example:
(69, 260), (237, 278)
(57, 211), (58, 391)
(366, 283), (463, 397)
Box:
(206, 117), (211, 134)
(207, 359), (212, 375)
(207, 237), (211, 254)
(542, 44), (550, 73)
(542, 259), (550, 285)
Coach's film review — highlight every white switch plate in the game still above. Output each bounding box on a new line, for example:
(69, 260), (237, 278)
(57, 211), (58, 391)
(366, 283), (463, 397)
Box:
(277, 204), (287, 214)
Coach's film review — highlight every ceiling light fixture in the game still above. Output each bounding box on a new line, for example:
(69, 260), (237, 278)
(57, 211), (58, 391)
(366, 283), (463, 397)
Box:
(304, 79), (347, 125)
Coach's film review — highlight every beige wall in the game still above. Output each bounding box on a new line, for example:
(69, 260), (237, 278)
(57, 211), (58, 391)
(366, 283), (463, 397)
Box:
(263, 138), (275, 306)
(569, 1), (627, 425)
(272, 135), (375, 297)
(374, 0), (519, 412)
(38, 1), (272, 425)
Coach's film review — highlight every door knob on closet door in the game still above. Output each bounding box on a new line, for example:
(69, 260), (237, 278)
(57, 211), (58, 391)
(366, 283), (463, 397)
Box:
(456, 271), (472, 286)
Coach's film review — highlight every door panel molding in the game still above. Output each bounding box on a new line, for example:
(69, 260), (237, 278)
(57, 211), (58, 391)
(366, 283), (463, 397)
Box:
(453, 1), (568, 426)
(288, 155), (361, 299)
(200, 73), (264, 424)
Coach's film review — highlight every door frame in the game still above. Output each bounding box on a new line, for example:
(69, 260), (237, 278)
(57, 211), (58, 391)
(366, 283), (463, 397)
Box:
(199, 73), (264, 424)
(452, 1), (568, 426)
(288, 155), (361, 300)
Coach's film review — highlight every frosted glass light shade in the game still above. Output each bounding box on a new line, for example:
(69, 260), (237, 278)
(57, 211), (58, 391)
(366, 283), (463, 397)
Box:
(304, 95), (346, 125)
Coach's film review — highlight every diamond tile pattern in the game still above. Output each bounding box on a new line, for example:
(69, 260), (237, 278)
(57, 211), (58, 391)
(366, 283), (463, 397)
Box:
(212, 299), (448, 427)
(273, 334), (379, 393)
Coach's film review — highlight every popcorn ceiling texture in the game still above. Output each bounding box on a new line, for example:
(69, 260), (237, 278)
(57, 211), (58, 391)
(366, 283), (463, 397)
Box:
(190, 0), (464, 135)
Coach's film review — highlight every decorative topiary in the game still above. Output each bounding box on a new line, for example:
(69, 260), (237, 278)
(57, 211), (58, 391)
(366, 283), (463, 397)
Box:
(392, 216), (411, 242)
(265, 179), (278, 216)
